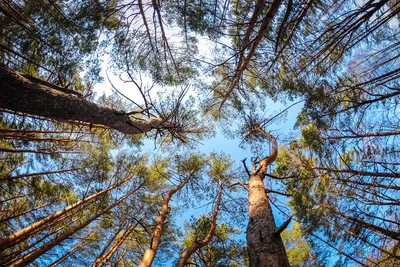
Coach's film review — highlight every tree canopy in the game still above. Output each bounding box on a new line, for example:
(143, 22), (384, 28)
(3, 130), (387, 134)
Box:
(0, 0), (399, 266)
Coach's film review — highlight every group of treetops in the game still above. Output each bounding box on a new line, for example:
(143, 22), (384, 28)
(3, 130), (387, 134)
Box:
(0, 0), (399, 266)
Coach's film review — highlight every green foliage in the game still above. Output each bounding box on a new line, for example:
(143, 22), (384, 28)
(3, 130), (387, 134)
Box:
(275, 136), (400, 265)
(181, 216), (248, 267)
(174, 152), (207, 174)
(0, 0), (121, 86)
(281, 222), (314, 267)
(208, 152), (234, 183)
(300, 124), (323, 153)
(1, 0), (400, 265)
(165, 0), (227, 39)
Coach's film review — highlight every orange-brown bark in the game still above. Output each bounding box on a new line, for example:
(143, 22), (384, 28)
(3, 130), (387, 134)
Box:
(176, 178), (223, 267)
(246, 127), (289, 267)
(9, 183), (143, 267)
(138, 170), (195, 267)
(93, 209), (148, 267)
(0, 175), (135, 251)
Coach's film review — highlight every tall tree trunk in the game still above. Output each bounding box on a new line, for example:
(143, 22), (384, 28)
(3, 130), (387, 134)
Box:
(9, 183), (143, 267)
(93, 227), (133, 267)
(0, 175), (135, 250)
(246, 126), (290, 267)
(0, 64), (168, 135)
(138, 170), (195, 267)
(176, 178), (223, 267)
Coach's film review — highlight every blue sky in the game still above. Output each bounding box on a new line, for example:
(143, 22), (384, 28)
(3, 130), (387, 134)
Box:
(93, 63), (304, 264)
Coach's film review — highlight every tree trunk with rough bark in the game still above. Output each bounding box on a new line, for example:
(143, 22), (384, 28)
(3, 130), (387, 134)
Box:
(246, 126), (290, 267)
(0, 64), (168, 135)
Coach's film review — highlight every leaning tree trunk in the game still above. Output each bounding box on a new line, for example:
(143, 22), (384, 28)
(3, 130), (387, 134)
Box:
(8, 183), (143, 267)
(0, 174), (135, 251)
(0, 64), (168, 135)
(246, 126), (290, 267)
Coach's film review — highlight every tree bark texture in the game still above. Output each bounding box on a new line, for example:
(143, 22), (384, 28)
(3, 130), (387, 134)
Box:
(93, 209), (148, 267)
(246, 127), (290, 267)
(247, 173), (289, 267)
(0, 64), (167, 135)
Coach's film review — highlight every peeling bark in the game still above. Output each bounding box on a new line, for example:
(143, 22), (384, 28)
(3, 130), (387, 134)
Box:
(0, 64), (168, 135)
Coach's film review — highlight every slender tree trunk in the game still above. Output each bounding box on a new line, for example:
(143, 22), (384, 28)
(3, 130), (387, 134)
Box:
(311, 233), (367, 266)
(322, 129), (400, 140)
(0, 202), (52, 224)
(114, 247), (128, 266)
(334, 176), (400, 190)
(246, 126), (289, 267)
(331, 208), (400, 241)
(0, 175), (135, 250)
(0, 134), (92, 143)
(0, 64), (168, 135)
(48, 242), (83, 267)
(93, 220), (128, 265)
(93, 209), (147, 267)
(94, 227), (133, 267)
(176, 178), (223, 267)
(314, 166), (400, 178)
(0, 147), (80, 154)
(220, 0), (283, 108)
(48, 228), (100, 267)
(207, 244), (212, 267)
(138, 170), (195, 267)
(2, 224), (67, 266)
(9, 183), (143, 267)
(3, 166), (89, 181)
(0, 128), (91, 134)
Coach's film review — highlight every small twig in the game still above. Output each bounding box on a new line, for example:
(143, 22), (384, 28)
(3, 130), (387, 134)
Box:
(124, 107), (152, 115)
(106, 72), (143, 111)
(237, 180), (249, 191)
(274, 216), (292, 235)
(132, 217), (152, 237)
(227, 181), (249, 191)
(241, 158), (251, 176)
(251, 156), (258, 172)
(265, 189), (292, 197)
(265, 173), (296, 180)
